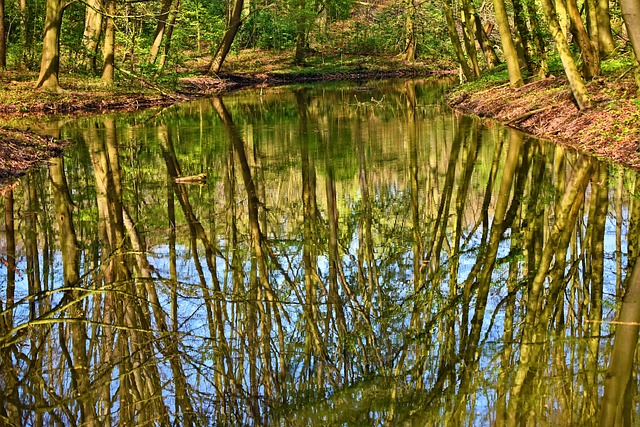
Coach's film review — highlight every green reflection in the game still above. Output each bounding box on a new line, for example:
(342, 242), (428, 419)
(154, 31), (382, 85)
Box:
(0, 79), (638, 426)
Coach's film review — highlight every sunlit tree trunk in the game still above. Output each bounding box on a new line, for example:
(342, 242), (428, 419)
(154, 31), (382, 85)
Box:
(101, 0), (115, 83)
(526, 0), (548, 76)
(460, 0), (481, 76)
(596, 0), (615, 55)
(474, 14), (500, 67)
(208, 0), (243, 74)
(512, 0), (533, 72)
(621, 0), (640, 69)
(81, 0), (102, 72)
(493, 0), (524, 87)
(0, 0), (6, 69)
(149, 0), (173, 63)
(35, 0), (66, 91)
(401, 0), (417, 61)
(443, 0), (474, 81)
(539, 0), (592, 109)
(157, 0), (180, 70)
(566, 0), (600, 78)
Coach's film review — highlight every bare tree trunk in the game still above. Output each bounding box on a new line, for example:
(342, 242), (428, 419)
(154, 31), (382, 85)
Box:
(149, 0), (173, 63)
(493, 0), (524, 87)
(460, 0), (481, 76)
(539, 0), (592, 109)
(473, 14), (500, 67)
(101, 0), (115, 83)
(401, 0), (417, 61)
(0, 0), (6, 69)
(208, 0), (243, 74)
(157, 0), (181, 71)
(596, 0), (615, 55)
(443, 0), (474, 81)
(81, 0), (102, 72)
(35, 0), (65, 91)
(621, 0), (640, 67)
(566, 0), (600, 78)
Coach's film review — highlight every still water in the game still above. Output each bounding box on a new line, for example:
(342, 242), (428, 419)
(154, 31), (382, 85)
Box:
(1, 79), (639, 426)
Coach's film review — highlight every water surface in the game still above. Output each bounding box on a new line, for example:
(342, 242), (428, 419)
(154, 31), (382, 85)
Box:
(1, 79), (638, 426)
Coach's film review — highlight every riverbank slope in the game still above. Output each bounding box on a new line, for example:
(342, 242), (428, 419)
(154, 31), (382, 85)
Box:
(447, 65), (640, 171)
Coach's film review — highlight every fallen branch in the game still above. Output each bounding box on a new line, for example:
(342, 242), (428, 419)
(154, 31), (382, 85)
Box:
(507, 106), (554, 125)
(174, 173), (207, 183)
(114, 65), (183, 100)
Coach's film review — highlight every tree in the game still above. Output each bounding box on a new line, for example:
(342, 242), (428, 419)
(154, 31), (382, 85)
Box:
(621, 0), (640, 65)
(401, 0), (418, 61)
(35, 0), (68, 91)
(539, 0), (592, 109)
(596, 0), (615, 56)
(443, 0), (475, 81)
(0, 0), (6, 69)
(81, 0), (103, 72)
(208, 0), (244, 74)
(149, 0), (173, 64)
(493, 0), (524, 87)
(101, 0), (116, 83)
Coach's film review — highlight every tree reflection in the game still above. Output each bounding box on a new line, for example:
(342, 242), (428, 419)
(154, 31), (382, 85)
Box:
(0, 80), (638, 426)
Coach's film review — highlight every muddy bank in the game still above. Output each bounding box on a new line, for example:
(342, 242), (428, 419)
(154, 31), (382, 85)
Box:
(448, 74), (640, 171)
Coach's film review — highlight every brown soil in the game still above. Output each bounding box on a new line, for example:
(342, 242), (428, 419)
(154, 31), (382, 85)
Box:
(448, 74), (640, 171)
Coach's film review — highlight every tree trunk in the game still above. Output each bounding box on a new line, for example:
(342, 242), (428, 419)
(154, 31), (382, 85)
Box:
(401, 0), (417, 61)
(539, 0), (592, 109)
(596, 0), (615, 55)
(443, 0), (474, 81)
(493, 0), (524, 87)
(474, 14), (500, 67)
(149, 0), (173, 64)
(621, 0), (640, 65)
(512, 0), (533, 73)
(208, 0), (244, 74)
(566, 0), (600, 78)
(81, 0), (103, 72)
(101, 0), (115, 83)
(157, 0), (181, 70)
(0, 0), (6, 69)
(35, 0), (65, 91)
(460, 0), (481, 76)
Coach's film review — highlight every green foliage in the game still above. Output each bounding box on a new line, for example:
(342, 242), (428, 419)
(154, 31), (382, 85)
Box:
(240, 8), (299, 51)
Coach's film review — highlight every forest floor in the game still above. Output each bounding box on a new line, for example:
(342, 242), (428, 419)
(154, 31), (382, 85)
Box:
(447, 61), (640, 171)
(0, 49), (639, 186)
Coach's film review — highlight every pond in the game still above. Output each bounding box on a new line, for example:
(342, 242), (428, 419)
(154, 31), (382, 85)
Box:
(0, 79), (638, 426)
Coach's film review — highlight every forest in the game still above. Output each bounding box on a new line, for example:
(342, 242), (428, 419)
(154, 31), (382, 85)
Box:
(0, 0), (638, 104)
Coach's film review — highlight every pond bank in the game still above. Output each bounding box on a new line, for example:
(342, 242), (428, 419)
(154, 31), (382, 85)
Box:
(0, 64), (448, 185)
(1, 63), (638, 185)
(447, 73), (640, 171)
